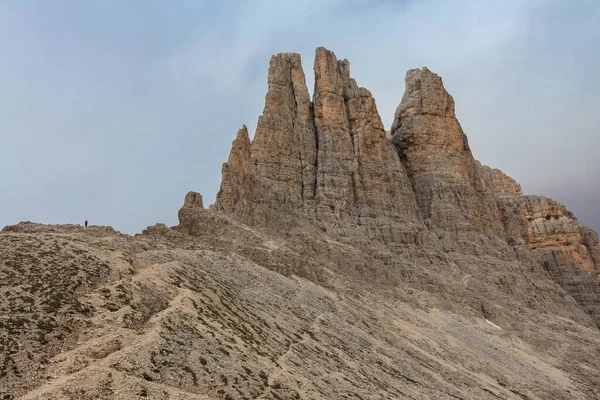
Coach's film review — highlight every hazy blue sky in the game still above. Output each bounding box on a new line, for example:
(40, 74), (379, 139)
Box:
(1, 0), (598, 234)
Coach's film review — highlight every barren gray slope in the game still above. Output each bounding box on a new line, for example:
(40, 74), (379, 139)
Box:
(1, 222), (599, 399)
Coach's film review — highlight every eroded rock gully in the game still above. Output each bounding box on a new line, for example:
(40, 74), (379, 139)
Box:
(3, 48), (600, 399)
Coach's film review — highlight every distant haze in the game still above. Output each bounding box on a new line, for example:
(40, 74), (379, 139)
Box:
(1, 1), (598, 234)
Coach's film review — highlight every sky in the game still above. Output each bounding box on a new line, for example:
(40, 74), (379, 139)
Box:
(0, 0), (598, 235)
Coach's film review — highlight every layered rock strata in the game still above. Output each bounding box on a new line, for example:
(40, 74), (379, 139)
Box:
(250, 53), (316, 208)
(213, 125), (253, 214)
(500, 195), (600, 325)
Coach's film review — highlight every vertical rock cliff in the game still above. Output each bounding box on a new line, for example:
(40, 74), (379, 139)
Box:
(214, 125), (253, 213)
(500, 195), (600, 325)
(312, 47), (419, 224)
(214, 48), (420, 229)
(251, 53), (317, 208)
(390, 67), (504, 235)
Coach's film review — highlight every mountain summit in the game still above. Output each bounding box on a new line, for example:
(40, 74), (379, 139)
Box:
(2, 48), (600, 399)
(198, 47), (600, 327)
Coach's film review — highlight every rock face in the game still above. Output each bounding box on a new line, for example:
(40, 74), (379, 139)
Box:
(214, 125), (253, 214)
(213, 53), (317, 215)
(390, 67), (503, 235)
(214, 48), (420, 231)
(208, 48), (600, 329)
(312, 47), (419, 224)
(500, 195), (600, 324)
(183, 191), (204, 209)
(476, 161), (522, 196)
(250, 53), (316, 208)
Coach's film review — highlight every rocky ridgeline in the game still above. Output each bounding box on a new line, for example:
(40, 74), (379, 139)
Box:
(181, 47), (600, 327)
(2, 222), (122, 237)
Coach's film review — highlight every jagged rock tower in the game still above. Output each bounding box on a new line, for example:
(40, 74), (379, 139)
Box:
(213, 48), (419, 228)
(181, 47), (600, 328)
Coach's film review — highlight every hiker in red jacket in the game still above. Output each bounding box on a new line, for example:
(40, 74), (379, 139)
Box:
(85, 220), (88, 228)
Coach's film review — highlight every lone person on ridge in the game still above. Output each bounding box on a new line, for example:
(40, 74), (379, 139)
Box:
(85, 219), (88, 228)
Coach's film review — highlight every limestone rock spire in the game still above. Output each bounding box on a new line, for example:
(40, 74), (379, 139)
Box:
(216, 48), (420, 225)
(214, 125), (253, 213)
(190, 49), (600, 329)
(312, 47), (356, 219)
(251, 52), (317, 207)
(313, 47), (419, 222)
(390, 67), (503, 233)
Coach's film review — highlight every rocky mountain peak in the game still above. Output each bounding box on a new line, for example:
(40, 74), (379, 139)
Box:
(390, 64), (503, 237)
(392, 67), (455, 124)
(214, 125), (253, 213)
(214, 47), (420, 229)
(206, 47), (600, 329)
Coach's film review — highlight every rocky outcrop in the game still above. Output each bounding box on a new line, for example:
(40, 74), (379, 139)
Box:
(198, 47), (600, 327)
(500, 195), (600, 326)
(213, 48), (420, 233)
(476, 161), (522, 196)
(390, 67), (504, 235)
(138, 223), (183, 239)
(213, 53), (314, 217)
(250, 53), (316, 208)
(388, 67), (600, 325)
(183, 191), (204, 209)
(214, 125), (253, 213)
